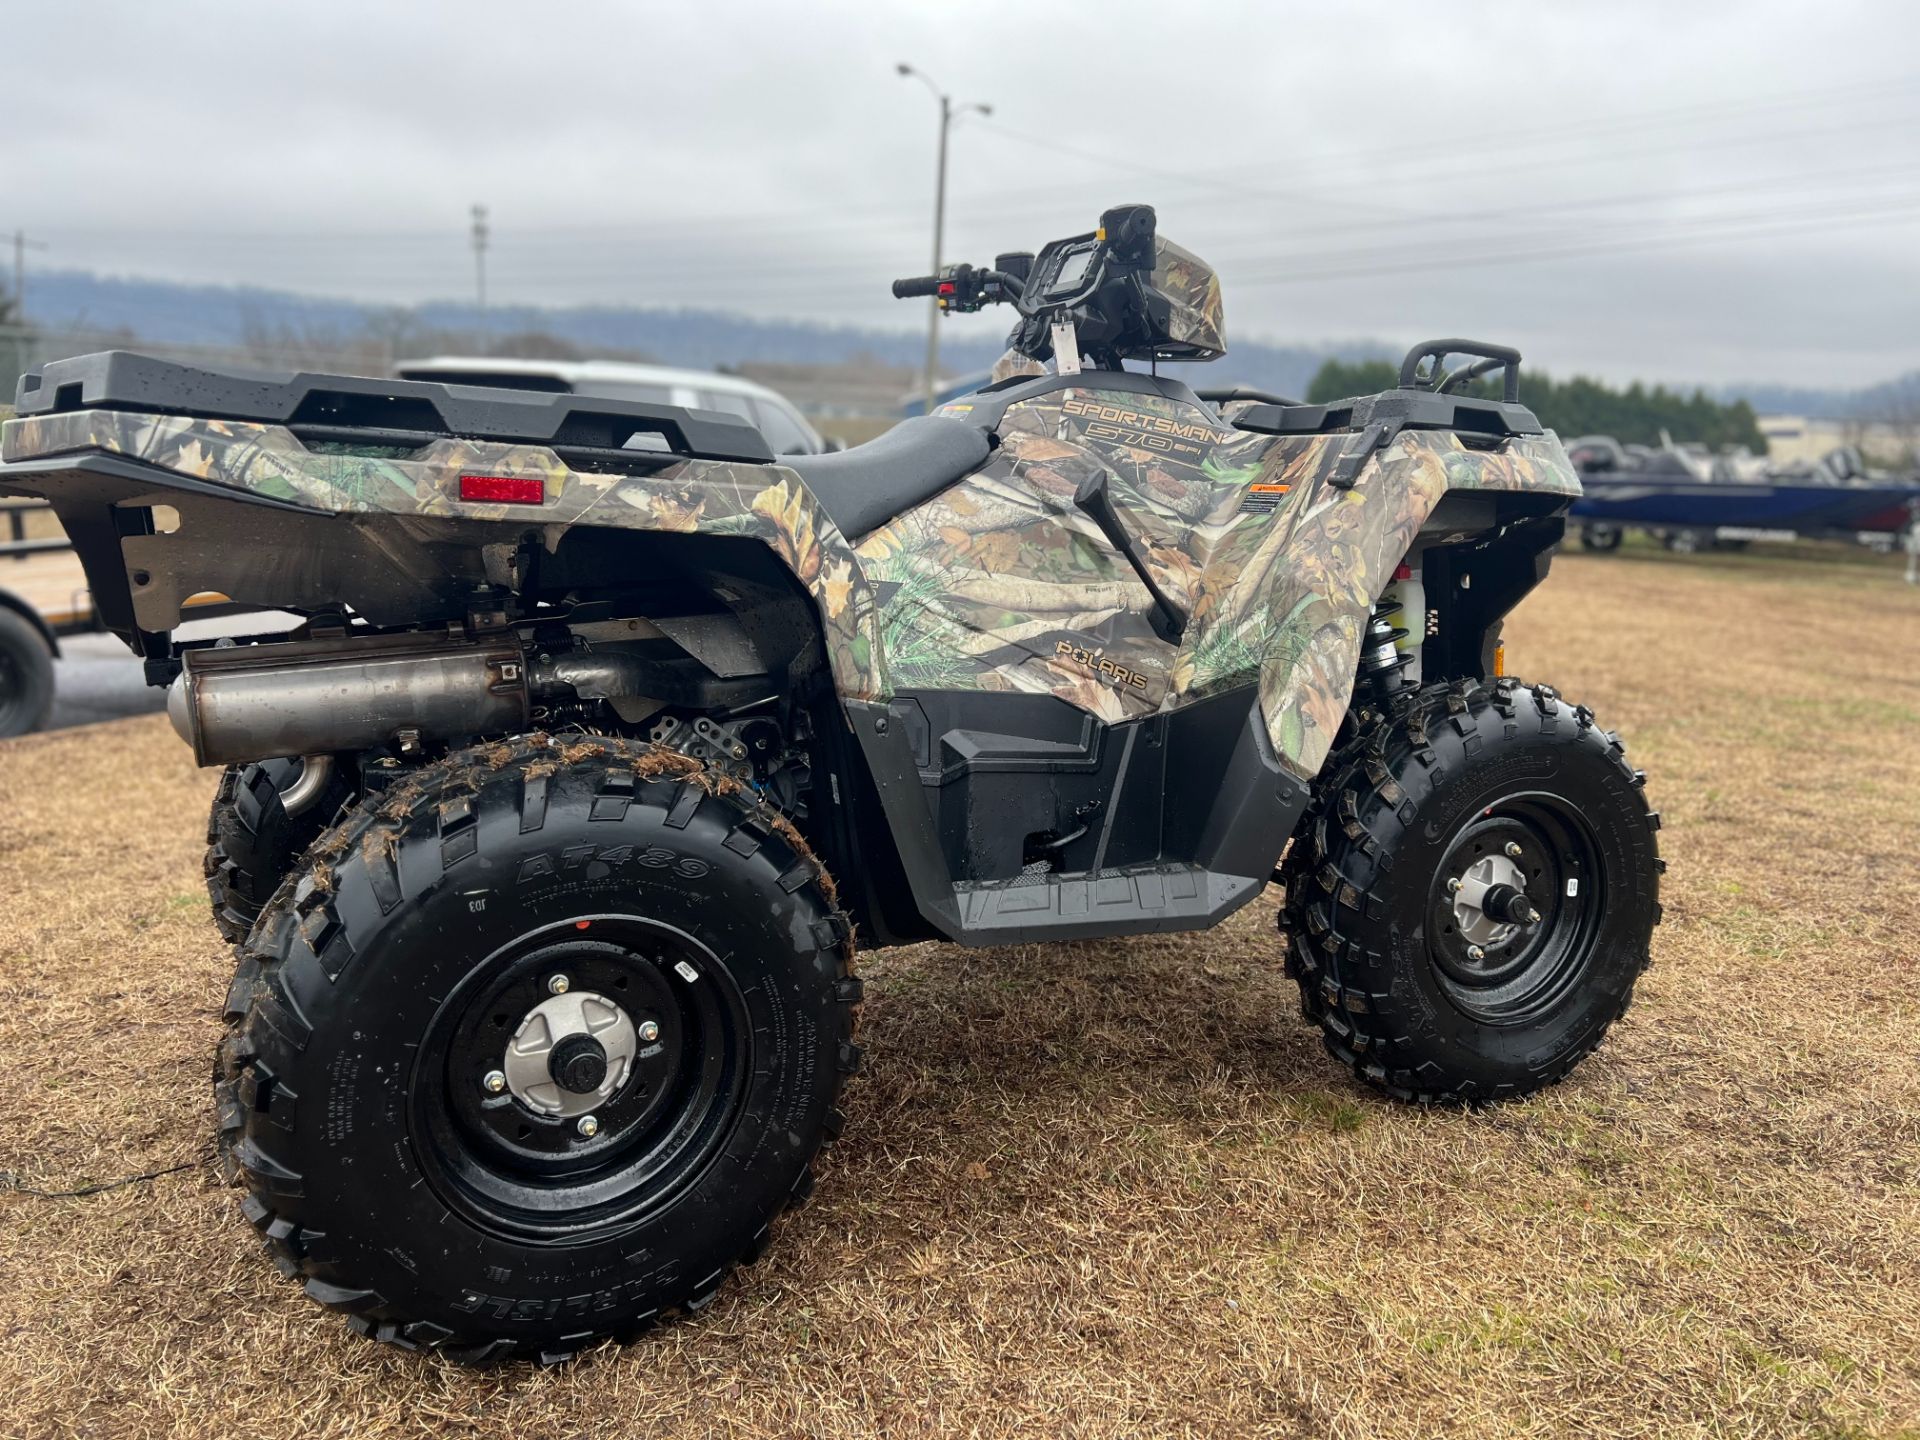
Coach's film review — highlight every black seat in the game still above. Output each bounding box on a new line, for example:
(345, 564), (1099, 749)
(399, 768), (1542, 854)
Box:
(783, 415), (991, 541)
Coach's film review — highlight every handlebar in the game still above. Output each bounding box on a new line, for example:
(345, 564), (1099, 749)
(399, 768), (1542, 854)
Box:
(890, 265), (1025, 312)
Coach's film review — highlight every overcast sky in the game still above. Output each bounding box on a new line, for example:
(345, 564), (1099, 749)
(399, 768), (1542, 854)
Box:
(5, 0), (1918, 388)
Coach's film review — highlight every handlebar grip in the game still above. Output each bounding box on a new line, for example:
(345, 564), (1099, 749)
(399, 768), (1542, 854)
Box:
(891, 275), (941, 299)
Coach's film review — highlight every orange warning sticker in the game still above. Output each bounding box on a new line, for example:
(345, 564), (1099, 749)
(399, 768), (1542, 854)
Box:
(1238, 481), (1293, 516)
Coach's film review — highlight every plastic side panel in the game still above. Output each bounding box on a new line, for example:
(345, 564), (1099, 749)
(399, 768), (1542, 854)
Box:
(855, 384), (1275, 722)
(853, 423), (1169, 721)
(842, 690), (1308, 947)
(0, 409), (885, 700)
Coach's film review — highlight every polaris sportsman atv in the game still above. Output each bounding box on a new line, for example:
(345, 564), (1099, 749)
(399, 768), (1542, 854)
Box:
(0, 204), (1660, 1363)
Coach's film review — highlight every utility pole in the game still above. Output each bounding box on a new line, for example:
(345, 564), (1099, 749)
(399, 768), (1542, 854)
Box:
(896, 65), (990, 412)
(4, 228), (49, 319)
(470, 204), (490, 322)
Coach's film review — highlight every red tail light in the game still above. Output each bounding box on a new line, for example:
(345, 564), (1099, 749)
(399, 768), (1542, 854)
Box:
(459, 474), (546, 505)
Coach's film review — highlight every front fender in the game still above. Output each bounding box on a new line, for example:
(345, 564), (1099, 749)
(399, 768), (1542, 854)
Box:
(1244, 430), (1579, 778)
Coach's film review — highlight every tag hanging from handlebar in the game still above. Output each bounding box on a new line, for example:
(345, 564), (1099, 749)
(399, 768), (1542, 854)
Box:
(1051, 320), (1081, 376)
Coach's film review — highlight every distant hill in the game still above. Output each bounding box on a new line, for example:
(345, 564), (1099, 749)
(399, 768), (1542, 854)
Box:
(19, 269), (1389, 407)
(1715, 373), (1920, 423)
(29, 268), (1903, 421)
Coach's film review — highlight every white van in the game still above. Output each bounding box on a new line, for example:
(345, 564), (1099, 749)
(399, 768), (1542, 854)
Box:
(394, 357), (829, 456)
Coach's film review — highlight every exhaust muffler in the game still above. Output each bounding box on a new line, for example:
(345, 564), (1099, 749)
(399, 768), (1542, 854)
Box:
(169, 631), (529, 767)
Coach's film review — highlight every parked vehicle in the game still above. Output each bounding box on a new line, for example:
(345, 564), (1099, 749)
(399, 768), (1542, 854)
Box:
(0, 499), (89, 737)
(394, 356), (830, 456)
(1565, 435), (1920, 554)
(0, 609), (53, 735)
(0, 204), (1661, 1364)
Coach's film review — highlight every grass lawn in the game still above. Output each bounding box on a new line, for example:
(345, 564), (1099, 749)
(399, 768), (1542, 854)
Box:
(0, 543), (1915, 1438)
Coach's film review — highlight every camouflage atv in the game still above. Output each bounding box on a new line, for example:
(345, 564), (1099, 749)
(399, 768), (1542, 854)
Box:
(0, 204), (1660, 1363)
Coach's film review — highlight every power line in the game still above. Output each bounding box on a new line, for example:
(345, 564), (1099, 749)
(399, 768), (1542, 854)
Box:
(1231, 198), (1920, 288)
(32, 69), (1920, 259)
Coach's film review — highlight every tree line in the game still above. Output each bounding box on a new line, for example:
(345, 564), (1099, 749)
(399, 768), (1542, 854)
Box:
(1306, 359), (1765, 451)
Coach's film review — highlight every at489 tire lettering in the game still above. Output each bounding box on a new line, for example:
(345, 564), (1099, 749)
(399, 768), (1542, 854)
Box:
(516, 843), (712, 883)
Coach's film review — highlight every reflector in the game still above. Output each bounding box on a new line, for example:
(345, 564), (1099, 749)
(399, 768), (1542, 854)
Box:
(459, 474), (545, 504)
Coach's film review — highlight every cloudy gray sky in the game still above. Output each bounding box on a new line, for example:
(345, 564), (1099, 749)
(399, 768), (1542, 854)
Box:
(5, 0), (1918, 387)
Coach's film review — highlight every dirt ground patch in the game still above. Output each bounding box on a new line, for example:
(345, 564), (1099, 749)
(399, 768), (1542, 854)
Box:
(1, 545), (1916, 1439)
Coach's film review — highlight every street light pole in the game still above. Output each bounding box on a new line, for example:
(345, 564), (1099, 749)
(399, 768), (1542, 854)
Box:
(897, 64), (989, 412)
(925, 88), (948, 414)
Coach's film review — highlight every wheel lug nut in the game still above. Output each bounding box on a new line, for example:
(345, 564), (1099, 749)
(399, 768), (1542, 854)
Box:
(1467, 944), (1487, 961)
(1504, 842), (1524, 860)
(576, 1114), (599, 1138)
(548, 974), (571, 996)
(639, 1020), (660, 1043)
(482, 1069), (507, 1095)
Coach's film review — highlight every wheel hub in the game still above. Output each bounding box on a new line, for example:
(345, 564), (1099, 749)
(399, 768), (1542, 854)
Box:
(501, 990), (637, 1117)
(547, 1033), (610, 1093)
(1451, 852), (1533, 949)
(1425, 801), (1603, 1025)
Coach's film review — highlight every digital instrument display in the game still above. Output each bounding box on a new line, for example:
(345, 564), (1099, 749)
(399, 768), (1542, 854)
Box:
(1049, 246), (1095, 296)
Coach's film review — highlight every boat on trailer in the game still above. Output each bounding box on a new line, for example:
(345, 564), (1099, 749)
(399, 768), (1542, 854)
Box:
(1564, 436), (1920, 555)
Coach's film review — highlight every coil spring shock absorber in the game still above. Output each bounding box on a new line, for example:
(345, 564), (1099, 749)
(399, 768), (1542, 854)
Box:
(1359, 596), (1414, 709)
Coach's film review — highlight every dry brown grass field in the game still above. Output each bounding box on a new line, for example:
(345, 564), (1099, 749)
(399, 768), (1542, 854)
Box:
(1, 544), (1916, 1439)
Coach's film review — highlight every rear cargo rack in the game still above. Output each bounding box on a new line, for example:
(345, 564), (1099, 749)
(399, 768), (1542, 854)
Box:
(14, 351), (777, 466)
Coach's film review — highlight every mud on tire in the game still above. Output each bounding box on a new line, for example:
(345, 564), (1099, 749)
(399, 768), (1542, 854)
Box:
(216, 735), (860, 1363)
(1280, 677), (1662, 1104)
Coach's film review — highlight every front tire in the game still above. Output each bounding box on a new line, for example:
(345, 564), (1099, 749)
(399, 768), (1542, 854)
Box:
(218, 735), (860, 1363)
(1280, 678), (1661, 1103)
(205, 756), (354, 943)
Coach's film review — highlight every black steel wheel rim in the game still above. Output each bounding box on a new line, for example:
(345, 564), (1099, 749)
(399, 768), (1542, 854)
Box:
(1425, 793), (1603, 1026)
(409, 914), (751, 1242)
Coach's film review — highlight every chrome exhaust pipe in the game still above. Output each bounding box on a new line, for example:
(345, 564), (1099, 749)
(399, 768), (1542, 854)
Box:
(277, 755), (336, 817)
(169, 631), (530, 767)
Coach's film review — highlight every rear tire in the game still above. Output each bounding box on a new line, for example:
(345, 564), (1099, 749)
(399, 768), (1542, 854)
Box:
(205, 757), (354, 943)
(1280, 678), (1661, 1103)
(0, 609), (55, 739)
(217, 735), (859, 1363)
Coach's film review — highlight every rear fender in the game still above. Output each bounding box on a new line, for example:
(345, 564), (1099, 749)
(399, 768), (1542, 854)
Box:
(0, 409), (884, 699)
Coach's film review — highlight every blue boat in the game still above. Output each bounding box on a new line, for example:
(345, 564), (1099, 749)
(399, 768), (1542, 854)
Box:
(1564, 437), (1920, 553)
